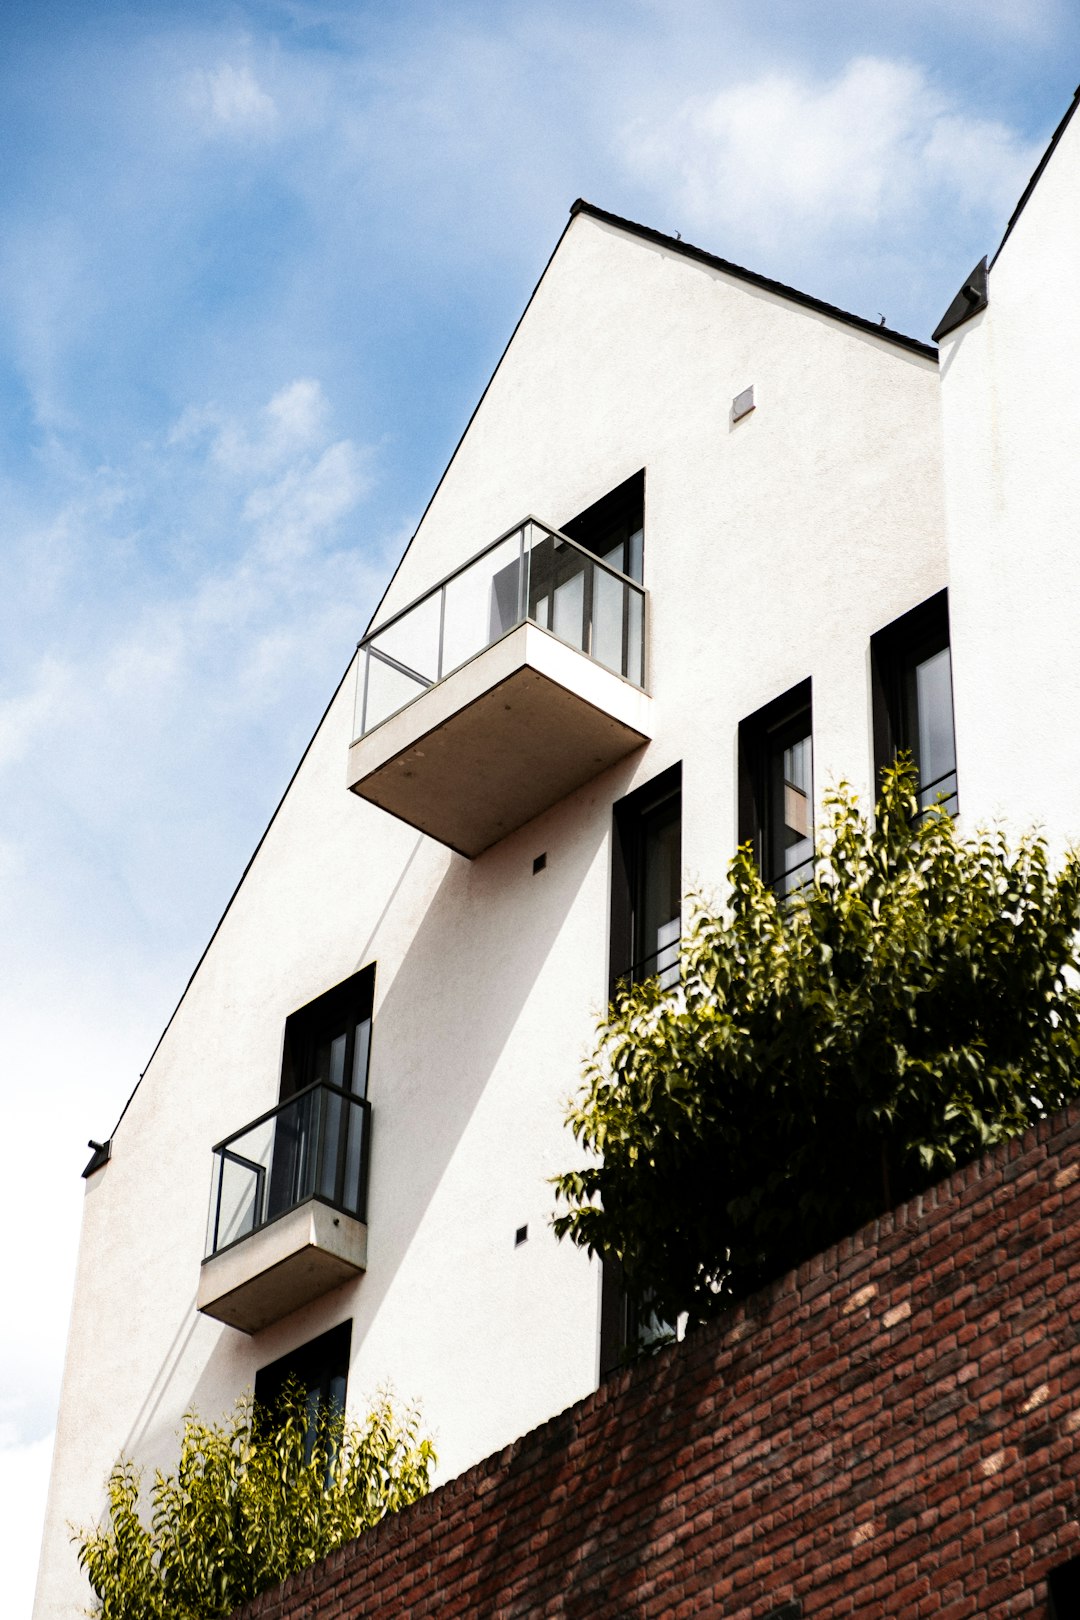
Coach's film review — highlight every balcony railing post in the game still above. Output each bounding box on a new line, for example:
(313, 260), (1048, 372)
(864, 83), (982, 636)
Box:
(519, 521), (529, 625)
(436, 582), (446, 683)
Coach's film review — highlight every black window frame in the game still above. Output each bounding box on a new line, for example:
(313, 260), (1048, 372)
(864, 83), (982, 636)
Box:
(871, 588), (957, 816)
(254, 1321), (352, 1439)
(609, 761), (682, 995)
(601, 762), (682, 1376)
(561, 469), (645, 584)
(738, 679), (814, 895)
(280, 966), (375, 1104)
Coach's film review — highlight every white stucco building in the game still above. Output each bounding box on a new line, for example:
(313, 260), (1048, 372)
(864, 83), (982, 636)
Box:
(34, 89), (1080, 1619)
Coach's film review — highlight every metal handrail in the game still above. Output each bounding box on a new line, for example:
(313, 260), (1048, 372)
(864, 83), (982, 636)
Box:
(206, 1081), (372, 1259)
(357, 515), (644, 651)
(210, 1076), (367, 1156)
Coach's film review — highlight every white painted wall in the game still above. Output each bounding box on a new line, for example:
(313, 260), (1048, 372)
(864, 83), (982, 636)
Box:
(939, 106), (1080, 849)
(35, 210), (947, 1619)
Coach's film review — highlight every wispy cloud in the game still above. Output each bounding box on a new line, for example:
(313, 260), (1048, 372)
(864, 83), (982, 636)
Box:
(187, 59), (279, 136)
(618, 57), (1043, 259)
(0, 377), (387, 1538)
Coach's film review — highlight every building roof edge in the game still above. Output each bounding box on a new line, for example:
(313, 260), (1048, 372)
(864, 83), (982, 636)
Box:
(990, 84), (1080, 270)
(569, 199), (938, 360)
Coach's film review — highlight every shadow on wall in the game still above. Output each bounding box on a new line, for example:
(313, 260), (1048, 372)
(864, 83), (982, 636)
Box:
(175, 753), (640, 1433)
(349, 762), (629, 1339)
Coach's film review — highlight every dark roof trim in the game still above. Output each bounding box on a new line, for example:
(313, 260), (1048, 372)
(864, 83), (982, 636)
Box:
(991, 85), (1080, 269)
(103, 654), (356, 1148)
(932, 258), (989, 344)
(361, 211), (579, 639)
(570, 199), (938, 360)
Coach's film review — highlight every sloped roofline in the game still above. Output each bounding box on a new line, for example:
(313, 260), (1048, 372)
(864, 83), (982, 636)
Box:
(105, 200), (936, 1151)
(362, 199), (936, 641)
(990, 83), (1080, 269)
(570, 200), (938, 360)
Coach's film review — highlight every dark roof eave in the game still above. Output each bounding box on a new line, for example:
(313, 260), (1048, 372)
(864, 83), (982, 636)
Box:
(569, 199), (938, 361)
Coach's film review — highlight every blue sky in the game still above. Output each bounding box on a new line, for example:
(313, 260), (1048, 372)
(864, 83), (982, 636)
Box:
(4, 1), (1078, 1608)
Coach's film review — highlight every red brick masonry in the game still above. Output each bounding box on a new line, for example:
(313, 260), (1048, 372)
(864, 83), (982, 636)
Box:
(236, 1107), (1080, 1618)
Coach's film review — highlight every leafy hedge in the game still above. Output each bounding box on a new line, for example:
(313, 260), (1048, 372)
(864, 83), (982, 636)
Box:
(554, 760), (1080, 1326)
(76, 1391), (435, 1619)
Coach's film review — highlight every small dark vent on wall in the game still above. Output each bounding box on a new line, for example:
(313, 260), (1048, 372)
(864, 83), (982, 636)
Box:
(761, 1603), (801, 1620)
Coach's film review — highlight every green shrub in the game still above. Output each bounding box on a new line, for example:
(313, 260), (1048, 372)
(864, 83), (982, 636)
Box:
(554, 759), (1080, 1327)
(75, 1390), (435, 1618)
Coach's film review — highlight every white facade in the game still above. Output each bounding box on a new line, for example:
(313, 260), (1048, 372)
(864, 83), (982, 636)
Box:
(937, 97), (1080, 846)
(34, 97), (1080, 1617)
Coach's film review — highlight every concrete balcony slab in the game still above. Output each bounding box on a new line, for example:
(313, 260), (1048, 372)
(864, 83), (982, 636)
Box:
(347, 623), (652, 857)
(197, 1200), (368, 1335)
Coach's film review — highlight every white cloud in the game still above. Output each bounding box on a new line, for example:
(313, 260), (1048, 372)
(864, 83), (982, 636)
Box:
(0, 654), (82, 770)
(619, 57), (1042, 256)
(170, 378), (332, 476)
(243, 437), (373, 562)
(188, 61), (278, 135)
(1, 380), (379, 770)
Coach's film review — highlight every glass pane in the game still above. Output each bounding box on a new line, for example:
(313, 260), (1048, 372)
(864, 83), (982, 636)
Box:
(207, 1113), (275, 1255)
(626, 589), (644, 687)
(310, 1031), (348, 1090)
(368, 590), (441, 687)
(770, 727), (814, 891)
(267, 1091), (317, 1220)
(210, 1153), (260, 1253)
(351, 1018), (371, 1097)
(317, 1088), (343, 1202)
(637, 795), (681, 982)
(363, 651), (430, 733)
(552, 557), (586, 651)
(627, 524), (643, 584)
(655, 917), (680, 989)
(441, 532), (524, 674)
(342, 1099), (367, 1216)
(915, 646), (957, 810)
(592, 566), (624, 675)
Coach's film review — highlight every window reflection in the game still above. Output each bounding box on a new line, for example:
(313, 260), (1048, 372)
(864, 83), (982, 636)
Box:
(739, 681), (814, 896)
(873, 591), (957, 817)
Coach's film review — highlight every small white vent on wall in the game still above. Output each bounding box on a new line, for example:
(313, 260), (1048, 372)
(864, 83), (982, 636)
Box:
(732, 385), (755, 423)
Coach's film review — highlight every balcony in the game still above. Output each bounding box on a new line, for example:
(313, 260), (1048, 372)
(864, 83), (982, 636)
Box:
(197, 1082), (371, 1335)
(347, 518), (652, 857)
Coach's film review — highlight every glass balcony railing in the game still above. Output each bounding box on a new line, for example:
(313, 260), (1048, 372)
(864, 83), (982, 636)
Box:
(354, 517), (647, 740)
(205, 1082), (371, 1260)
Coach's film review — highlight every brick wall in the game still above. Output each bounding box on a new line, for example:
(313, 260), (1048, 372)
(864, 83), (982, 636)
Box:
(236, 1107), (1080, 1618)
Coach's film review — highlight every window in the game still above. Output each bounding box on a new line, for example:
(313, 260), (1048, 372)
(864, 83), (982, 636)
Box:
(609, 762), (682, 993)
(739, 680), (814, 895)
(871, 590), (957, 815)
(561, 469), (644, 584)
(262, 968), (374, 1231)
(524, 470), (646, 685)
(602, 760), (681, 1375)
(599, 1259), (671, 1378)
(1048, 1553), (1080, 1619)
(280, 968), (373, 1103)
(255, 1321), (351, 1442)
